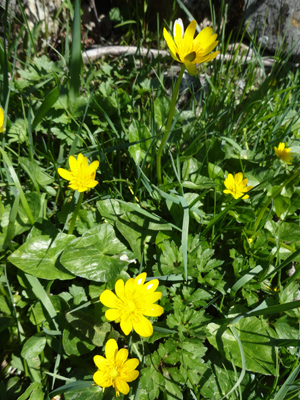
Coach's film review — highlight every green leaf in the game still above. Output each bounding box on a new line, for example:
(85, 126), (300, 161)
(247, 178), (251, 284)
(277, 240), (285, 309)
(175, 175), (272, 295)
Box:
(8, 233), (75, 280)
(20, 157), (54, 187)
(63, 326), (95, 356)
(28, 387), (44, 400)
(128, 120), (152, 164)
(60, 224), (133, 282)
(49, 381), (97, 398)
(206, 316), (278, 375)
(66, 310), (111, 347)
(21, 334), (46, 359)
(17, 383), (42, 400)
(31, 86), (59, 131)
(64, 385), (103, 400)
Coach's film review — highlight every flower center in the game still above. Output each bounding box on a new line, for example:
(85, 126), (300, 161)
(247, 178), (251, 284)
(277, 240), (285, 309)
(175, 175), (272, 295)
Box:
(109, 366), (119, 381)
(185, 51), (196, 62)
(127, 300), (136, 312)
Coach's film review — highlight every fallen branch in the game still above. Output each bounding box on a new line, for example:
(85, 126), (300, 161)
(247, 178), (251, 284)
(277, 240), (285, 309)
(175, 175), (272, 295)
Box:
(82, 45), (299, 69)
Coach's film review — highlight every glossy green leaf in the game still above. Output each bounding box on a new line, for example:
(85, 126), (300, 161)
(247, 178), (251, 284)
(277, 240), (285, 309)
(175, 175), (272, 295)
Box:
(63, 326), (95, 356)
(8, 233), (75, 280)
(207, 317), (278, 375)
(60, 224), (133, 282)
(66, 310), (111, 347)
(21, 334), (46, 359)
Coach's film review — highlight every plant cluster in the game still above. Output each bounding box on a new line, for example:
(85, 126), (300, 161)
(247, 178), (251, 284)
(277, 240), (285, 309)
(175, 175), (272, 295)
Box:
(1, 1), (300, 400)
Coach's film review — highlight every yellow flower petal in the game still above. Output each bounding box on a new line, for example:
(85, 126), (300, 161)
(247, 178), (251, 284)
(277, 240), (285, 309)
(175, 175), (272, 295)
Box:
(133, 315), (153, 337)
(116, 348), (128, 366)
(184, 20), (196, 43)
(88, 160), (100, 174)
(115, 279), (125, 301)
(124, 278), (135, 296)
(0, 107), (4, 128)
(141, 291), (162, 304)
(78, 186), (88, 192)
(94, 355), (107, 370)
(123, 358), (139, 372)
(142, 279), (159, 294)
(93, 371), (110, 387)
(124, 370), (139, 382)
(114, 378), (130, 395)
(82, 158), (89, 171)
(134, 272), (147, 287)
(173, 18), (184, 38)
(120, 317), (133, 335)
(85, 180), (98, 188)
(235, 172), (243, 183)
(105, 308), (122, 321)
(69, 155), (78, 171)
(100, 290), (121, 308)
(142, 304), (164, 317)
(105, 339), (118, 361)
(77, 153), (84, 164)
(195, 50), (219, 64)
(58, 168), (72, 180)
(163, 28), (177, 57)
(195, 26), (214, 44)
(69, 183), (80, 191)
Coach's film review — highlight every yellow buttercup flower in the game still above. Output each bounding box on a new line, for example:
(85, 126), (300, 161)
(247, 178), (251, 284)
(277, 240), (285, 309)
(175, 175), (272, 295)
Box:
(0, 107), (5, 133)
(223, 172), (253, 200)
(100, 272), (164, 337)
(58, 153), (99, 192)
(163, 18), (219, 75)
(93, 339), (139, 397)
(274, 142), (293, 164)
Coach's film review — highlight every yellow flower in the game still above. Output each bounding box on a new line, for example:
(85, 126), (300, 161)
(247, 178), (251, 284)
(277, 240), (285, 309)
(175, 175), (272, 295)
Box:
(93, 338), (139, 397)
(163, 18), (219, 75)
(58, 153), (99, 192)
(0, 107), (5, 133)
(100, 272), (164, 337)
(274, 142), (293, 164)
(223, 172), (253, 200)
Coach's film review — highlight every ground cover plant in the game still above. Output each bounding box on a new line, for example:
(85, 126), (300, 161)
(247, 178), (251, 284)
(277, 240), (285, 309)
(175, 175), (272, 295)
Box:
(1, 0), (300, 399)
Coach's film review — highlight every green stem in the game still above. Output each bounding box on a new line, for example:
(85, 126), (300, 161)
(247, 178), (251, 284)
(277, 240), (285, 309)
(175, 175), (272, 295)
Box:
(156, 64), (185, 185)
(254, 170), (300, 232)
(68, 192), (84, 235)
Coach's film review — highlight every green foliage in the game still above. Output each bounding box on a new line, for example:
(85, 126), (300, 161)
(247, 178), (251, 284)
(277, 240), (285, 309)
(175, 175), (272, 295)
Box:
(2, 1), (300, 399)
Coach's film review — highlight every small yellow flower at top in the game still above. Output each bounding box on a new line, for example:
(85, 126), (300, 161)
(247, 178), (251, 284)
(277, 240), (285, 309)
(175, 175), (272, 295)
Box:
(100, 272), (164, 337)
(274, 142), (293, 164)
(0, 107), (5, 133)
(223, 172), (253, 200)
(93, 338), (139, 397)
(58, 153), (99, 192)
(163, 18), (219, 75)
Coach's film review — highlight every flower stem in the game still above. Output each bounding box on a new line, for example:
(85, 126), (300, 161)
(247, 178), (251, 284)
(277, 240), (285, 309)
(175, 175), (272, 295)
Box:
(68, 192), (84, 235)
(156, 64), (185, 185)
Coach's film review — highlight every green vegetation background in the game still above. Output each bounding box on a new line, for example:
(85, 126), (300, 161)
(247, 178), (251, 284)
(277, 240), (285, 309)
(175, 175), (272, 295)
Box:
(1, 0), (300, 399)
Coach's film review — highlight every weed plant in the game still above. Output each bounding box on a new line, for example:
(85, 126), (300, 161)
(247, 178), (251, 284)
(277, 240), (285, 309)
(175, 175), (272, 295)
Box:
(1, 0), (300, 399)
